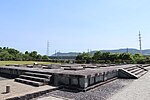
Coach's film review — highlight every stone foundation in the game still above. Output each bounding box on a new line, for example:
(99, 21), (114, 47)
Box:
(0, 65), (119, 91)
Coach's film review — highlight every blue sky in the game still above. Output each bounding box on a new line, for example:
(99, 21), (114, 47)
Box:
(0, 0), (150, 55)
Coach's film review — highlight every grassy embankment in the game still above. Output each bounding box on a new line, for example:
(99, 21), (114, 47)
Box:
(0, 61), (57, 66)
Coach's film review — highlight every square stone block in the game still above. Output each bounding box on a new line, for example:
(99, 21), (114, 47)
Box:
(89, 77), (95, 85)
(95, 75), (103, 83)
(79, 77), (88, 88)
(71, 77), (78, 85)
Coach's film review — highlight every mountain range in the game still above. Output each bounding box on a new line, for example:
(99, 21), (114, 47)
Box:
(51, 48), (150, 56)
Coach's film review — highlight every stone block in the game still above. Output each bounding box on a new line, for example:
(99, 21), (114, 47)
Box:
(71, 77), (78, 85)
(58, 75), (69, 85)
(89, 77), (95, 85)
(79, 77), (88, 88)
(95, 75), (103, 83)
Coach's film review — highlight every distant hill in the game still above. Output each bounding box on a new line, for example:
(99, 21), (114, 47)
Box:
(51, 48), (150, 56)
(90, 48), (140, 55)
(51, 52), (80, 56)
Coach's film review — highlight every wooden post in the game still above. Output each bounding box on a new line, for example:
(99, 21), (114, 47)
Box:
(6, 85), (10, 93)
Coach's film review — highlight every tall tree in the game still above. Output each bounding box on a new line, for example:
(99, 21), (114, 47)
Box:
(92, 51), (102, 61)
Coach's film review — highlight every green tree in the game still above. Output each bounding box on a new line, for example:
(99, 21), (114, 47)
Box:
(42, 55), (49, 60)
(25, 51), (29, 55)
(15, 53), (24, 61)
(23, 54), (31, 61)
(7, 48), (19, 55)
(109, 53), (120, 62)
(133, 53), (143, 60)
(76, 52), (92, 63)
(119, 53), (132, 60)
(36, 54), (42, 60)
(92, 51), (102, 61)
(29, 51), (38, 60)
(101, 52), (110, 61)
(76, 53), (83, 60)
(0, 51), (12, 60)
(133, 53), (144, 64)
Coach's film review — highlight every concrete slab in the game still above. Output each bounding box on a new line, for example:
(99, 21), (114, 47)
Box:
(0, 79), (57, 100)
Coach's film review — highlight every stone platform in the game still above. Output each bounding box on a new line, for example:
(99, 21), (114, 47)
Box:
(0, 79), (58, 100)
(0, 64), (149, 92)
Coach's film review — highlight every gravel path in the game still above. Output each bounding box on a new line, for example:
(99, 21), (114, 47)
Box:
(108, 71), (150, 100)
(34, 79), (134, 100)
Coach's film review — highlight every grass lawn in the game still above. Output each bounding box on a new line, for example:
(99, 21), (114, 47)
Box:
(0, 61), (57, 66)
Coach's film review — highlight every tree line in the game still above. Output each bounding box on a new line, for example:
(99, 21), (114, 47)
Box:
(75, 51), (149, 64)
(1, 47), (150, 64)
(0, 47), (49, 61)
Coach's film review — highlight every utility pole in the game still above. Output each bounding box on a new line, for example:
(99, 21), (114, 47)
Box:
(139, 31), (142, 55)
(55, 50), (57, 60)
(90, 49), (91, 55)
(47, 40), (49, 56)
(87, 49), (89, 53)
(127, 48), (129, 53)
(55, 50), (57, 56)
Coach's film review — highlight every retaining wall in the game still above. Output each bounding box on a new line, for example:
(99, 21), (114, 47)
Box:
(53, 70), (118, 90)
(0, 67), (25, 77)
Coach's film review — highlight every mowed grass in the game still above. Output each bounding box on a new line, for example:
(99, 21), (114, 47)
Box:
(0, 61), (57, 66)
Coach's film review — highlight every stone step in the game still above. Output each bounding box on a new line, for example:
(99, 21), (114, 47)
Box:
(19, 75), (50, 83)
(118, 66), (148, 79)
(142, 64), (150, 68)
(124, 66), (137, 70)
(130, 68), (142, 73)
(126, 66), (139, 71)
(134, 69), (145, 75)
(136, 71), (147, 77)
(15, 78), (44, 87)
(118, 69), (137, 79)
(24, 72), (52, 79)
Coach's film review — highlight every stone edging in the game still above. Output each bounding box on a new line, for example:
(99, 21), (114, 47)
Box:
(6, 87), (60, 100)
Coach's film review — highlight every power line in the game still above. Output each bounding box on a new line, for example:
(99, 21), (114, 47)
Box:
(47, 40), (49, 56)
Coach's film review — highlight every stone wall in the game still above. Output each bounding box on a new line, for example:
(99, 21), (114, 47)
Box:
(53, 70), (118, 90)
(0, 67), (25, 77)
(0, 66), (118, 91)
